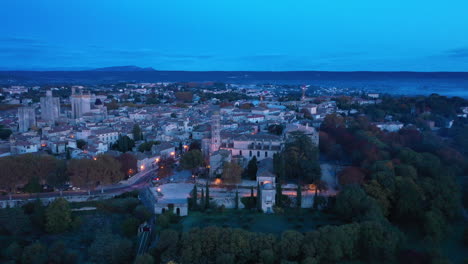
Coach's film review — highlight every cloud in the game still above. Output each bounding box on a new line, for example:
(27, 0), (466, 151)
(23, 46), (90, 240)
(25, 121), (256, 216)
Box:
(446, 47), (468, 58)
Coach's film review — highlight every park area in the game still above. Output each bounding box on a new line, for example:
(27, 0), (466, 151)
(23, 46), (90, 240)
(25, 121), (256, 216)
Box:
(180, 208), (343, 234)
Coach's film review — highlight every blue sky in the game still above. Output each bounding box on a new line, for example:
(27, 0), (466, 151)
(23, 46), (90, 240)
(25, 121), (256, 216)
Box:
(0, 0), (467, 71)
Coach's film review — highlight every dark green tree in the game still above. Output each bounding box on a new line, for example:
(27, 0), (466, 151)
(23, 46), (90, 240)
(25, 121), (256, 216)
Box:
(201, 188), (205, 210)
(296, 184), (302, 208)
(135, 254), (154, 264)
(76, 139), (87, 150)
(235, 189), (239, 210)
(133, 124), (143, 141)
(112, 135), (135, 152)
(21, 242), (47, 264)
(46, 198), (72, 233)
(191, 184), (198, 210)
(275, 179), (283, 208)
(205, 182), (210, 209)
(180, 149), (204, 171)
(246, 156), (258, 180)
(88, 231), (133, 264)
(121, 217), (139, 237)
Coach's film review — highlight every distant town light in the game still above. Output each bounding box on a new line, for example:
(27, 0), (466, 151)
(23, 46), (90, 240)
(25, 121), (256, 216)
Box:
(140, 165), (145, 170)
(183, 145), (188, 149)
(157, 187), (161, 192)
(93, 157), (97, 161)
(215, 178), (221, 185)
(155, 157), (160, 162)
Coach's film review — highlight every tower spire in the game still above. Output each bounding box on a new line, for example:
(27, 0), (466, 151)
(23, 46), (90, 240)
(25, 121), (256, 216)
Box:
(210, 111), (221, 153)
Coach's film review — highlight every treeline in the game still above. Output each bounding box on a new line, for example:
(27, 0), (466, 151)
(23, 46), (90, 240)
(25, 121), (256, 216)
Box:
(320, 113), (465, 242)
(0, 153), (137, 195)
(151, 222), (405, 264)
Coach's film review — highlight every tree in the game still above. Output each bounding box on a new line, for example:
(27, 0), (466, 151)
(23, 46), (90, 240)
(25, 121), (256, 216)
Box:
(180, 149), (203, 171)
(393, 176), (425, 221)
(280, 230), (304, 260)
(112, 135), (135, 152)
(66, 147), (71, 160)
(138, 141), (159, 152)
(133, 124), (143, 141)
(334, 185), (382, 222)
(88, 231), (133, 264)
(0, 125), (12, 139)
(21, 242), (47, 264)
(93, 155), (125, 190)
(275, 179), (283, 208)
(3, 242), (22, 263)
(47, 159), (68, 194)
(296, 184), (302, 208)
(48, 240), (77, 264)
(257, 182), (262, 211)
(68, 158), (97, 194)
(423, 209), (447, 242)
(76, 139), (87, 150)
(338, 167), (366, 186)
(0, 207), (32, 236)
(121, 217), (139, 237)
(281, 132), (321, 183)
(235, 189), (239, 210)
(267, 124), (284, 135)
(222, 161), (243, 185)
(46, 198), (72, 233)
(116, 153), (137, 177)
(135, 254), (154, 264)
(246, 156), (258, 180)
(158, 157), (175, 178)
(205, 182), (210, 209)
(200, 188), (205, 210)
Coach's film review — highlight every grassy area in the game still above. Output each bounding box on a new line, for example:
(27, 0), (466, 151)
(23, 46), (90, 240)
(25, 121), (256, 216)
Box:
(180, 208), (343, 234)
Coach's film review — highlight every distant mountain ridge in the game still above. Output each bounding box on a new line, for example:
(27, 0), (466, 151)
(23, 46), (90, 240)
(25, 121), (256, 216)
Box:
(89, 65), (156, 72)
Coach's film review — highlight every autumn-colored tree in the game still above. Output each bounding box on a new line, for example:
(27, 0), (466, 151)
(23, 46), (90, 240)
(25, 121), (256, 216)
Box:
(158, 157), (175, 178)
(222, 162), (243, 185)
(116, 153), (137, 177)
(338, 167), (366, 186)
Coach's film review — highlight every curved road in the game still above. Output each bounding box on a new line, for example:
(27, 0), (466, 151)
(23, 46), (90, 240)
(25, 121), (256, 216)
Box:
(0, 168), (155, 201)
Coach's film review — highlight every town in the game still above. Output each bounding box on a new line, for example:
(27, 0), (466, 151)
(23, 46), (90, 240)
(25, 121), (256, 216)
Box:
(0, 81), (467, 263)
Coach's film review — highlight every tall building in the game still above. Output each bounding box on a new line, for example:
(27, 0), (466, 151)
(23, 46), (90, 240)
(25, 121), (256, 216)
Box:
(18, 106), (36, 132)
(210, 111), (221, 154)
(40, 90), (60, 125)
(70, 87), (92, 119)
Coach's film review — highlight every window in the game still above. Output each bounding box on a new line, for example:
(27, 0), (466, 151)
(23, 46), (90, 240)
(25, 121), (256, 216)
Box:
(249, 150), (252, 157)
(265, 151), (268, 157)
(239, 150), (242, 156)
(257, 151), (260, 157)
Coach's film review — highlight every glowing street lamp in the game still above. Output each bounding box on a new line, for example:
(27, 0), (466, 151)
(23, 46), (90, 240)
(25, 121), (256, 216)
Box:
(140, 165), (145, 171)
(170, 151), (175, 156)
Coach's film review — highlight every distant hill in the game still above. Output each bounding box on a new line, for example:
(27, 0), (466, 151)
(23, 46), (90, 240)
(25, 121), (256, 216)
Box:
(90, 65), (156, 72)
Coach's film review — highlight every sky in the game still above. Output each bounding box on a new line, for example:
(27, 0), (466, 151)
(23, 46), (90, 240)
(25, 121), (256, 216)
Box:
(0, 0), (467, 71)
